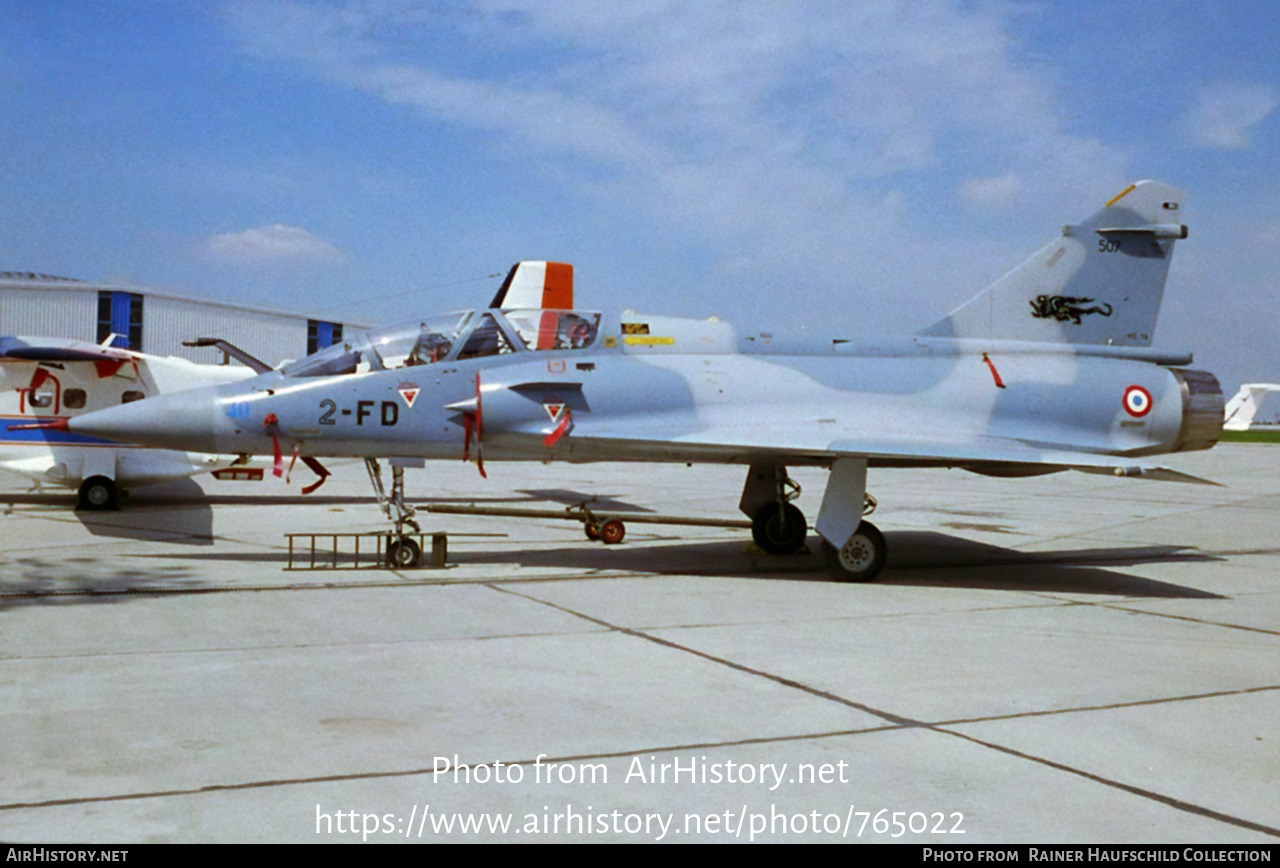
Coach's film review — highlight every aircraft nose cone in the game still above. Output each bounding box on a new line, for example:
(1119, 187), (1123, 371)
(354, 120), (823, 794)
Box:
(68, 389), (222, 452)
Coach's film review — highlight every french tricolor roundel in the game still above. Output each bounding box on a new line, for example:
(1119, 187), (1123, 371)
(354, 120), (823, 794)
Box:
(1123, 385), (1152, 417)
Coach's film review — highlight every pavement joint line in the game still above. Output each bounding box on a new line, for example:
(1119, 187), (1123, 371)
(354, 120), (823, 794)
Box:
(931, 683), (1280, 726)
(4, 685), (1275, 818)
(485, 582), (922, 726)
(3, 458), (1275, 837)
(1021, 496), (1280, 551)
(0, 729), (904, 813)
(1024, 589), (1280, 636)
(1088, 602), (1280, 637)
(936, 728), (1280, 839)
(488, 582), (1280, 840)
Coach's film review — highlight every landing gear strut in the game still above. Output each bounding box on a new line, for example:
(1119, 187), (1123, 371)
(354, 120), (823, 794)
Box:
(366, 458), (422, 567)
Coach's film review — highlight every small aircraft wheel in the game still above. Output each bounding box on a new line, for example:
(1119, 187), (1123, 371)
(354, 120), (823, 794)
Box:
(599, 519), (626, 545)
(387, 538), (422, 568)
(77, 476), (118, 511)
(751, 503), (807, 554)
(584, 523), (601, 541)
(822, 521), (887, 582)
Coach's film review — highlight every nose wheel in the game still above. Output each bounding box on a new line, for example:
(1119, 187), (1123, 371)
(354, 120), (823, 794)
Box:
(387, 537), (422, 569)
(366, 458), (423, 567)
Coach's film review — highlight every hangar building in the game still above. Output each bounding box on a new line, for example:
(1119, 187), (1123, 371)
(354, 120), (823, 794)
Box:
(0, 271), (367, 366)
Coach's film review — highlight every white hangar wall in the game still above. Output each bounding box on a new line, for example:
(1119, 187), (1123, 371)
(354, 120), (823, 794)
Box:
(0, 272), (368, 367)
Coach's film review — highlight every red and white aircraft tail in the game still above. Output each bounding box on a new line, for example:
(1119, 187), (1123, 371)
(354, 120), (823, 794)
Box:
(489, 261), (573, 309)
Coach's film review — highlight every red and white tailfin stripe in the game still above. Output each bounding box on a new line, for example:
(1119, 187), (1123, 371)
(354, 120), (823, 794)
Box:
(489, 261), (573, 310)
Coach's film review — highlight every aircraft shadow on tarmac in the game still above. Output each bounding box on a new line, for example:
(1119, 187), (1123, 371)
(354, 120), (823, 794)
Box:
(459, 530), (1226, 599)
(0, 555), (205, 610)
(0, 486), (629, 547)
(3, 479), (217, 546)
(514, 489), (656, 512)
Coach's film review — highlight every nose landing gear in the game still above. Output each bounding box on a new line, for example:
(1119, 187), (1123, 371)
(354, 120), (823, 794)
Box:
(366, 458), (423, 567)
(741, 460), (888, 581)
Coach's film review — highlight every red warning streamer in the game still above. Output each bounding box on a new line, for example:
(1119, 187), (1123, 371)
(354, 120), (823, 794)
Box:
(982, 353), (1006, 389)
(263, 413), (283, 477)
(543, 408), (574, 447)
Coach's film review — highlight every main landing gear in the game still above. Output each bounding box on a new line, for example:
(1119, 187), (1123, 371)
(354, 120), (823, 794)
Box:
(77, 476), (119, 511)
(740, 462), (888, 582)
(820, 520), (886, 582)
(751, 502), (807, 555)
(366, 458), (422, 567)
(743, 465), (808, 555)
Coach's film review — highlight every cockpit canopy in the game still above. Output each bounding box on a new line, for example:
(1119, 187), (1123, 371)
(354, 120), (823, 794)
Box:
(282, 309), (603, 378)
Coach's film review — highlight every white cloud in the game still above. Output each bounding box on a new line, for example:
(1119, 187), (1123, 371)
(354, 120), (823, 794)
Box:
(221, 1), (1123, 184)
(219, 1), (1130, 323)
(204, 224), (347, 265)
(959, 173), (1021, 210)
(1184, 81), (1279, 149)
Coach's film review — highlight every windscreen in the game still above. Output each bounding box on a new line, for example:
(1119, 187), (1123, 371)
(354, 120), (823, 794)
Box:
(283, 312), (473, 377)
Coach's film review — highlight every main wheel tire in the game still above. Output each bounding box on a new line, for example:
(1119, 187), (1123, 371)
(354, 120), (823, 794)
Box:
(599, 519), (626, 545)
(585, 523), (601, 541)
(822, 521), (887, 582)
(751, 503), (807, 555)
(77, 476), (118, 511)
(387, 538), (422, 568)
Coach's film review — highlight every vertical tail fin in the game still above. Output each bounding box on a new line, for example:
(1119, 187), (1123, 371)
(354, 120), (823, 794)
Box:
(1223, 384), (1280, 430)
(489, 261), (574, 309)
(923, 181), (1187, 346)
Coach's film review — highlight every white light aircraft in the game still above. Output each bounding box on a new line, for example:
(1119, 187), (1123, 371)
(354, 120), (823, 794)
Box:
(0, 336), (260, 508)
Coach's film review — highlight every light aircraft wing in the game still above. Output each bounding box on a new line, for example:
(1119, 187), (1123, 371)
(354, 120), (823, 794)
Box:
(0, 336), (135, 363)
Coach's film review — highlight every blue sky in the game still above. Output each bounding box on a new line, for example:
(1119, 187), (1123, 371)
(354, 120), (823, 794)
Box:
(1, 1), (1277, 392)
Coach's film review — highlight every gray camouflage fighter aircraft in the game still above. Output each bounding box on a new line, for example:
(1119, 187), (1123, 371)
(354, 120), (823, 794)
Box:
(50, 181), (1223, 580)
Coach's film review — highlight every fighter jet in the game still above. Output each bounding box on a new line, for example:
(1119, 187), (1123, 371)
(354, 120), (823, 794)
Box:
(0, 335), (260, 508)
(53, 181), (1222, 579)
